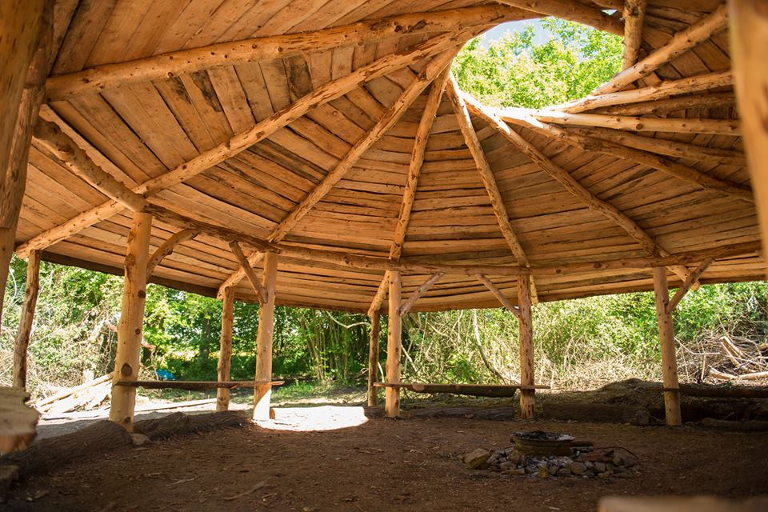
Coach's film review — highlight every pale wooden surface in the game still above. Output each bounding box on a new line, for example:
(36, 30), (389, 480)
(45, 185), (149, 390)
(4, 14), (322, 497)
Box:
(0, 387), (39, 455)
(599, 495), (768, 512)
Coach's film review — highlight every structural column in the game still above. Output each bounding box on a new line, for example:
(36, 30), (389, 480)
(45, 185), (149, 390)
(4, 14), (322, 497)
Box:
(0, 0), (51, 328)
(517, 273), (535, 419)
(217, 286), (235, 411)
(385, 270), (402, 417)
(109, 212), (153, 430)
(13, 250), (41, 388)
(253, 251), (278, 420)
(652, 267), (682, 426)
(367, 311), (381, 407)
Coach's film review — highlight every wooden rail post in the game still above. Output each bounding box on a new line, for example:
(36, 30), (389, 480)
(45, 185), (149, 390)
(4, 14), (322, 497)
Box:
(0, 0), (50, 329)
(730, 0), (768, 270)
(385, 270), (402, 417)
(367, 312), (381, 407)
(253, 251), (278, 420)
(13, 250), (40, 388)
(109, 212), (153, 430)
(517, 273), (535, 419)
(652, 267), (682, 426)
(217, 286), (235, 411)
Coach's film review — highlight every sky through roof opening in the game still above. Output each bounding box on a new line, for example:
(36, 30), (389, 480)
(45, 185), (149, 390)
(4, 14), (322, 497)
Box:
(452, 18), (623, 110)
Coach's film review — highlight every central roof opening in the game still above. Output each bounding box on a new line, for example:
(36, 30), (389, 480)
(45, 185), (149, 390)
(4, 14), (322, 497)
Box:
(452, 18), (623, 109)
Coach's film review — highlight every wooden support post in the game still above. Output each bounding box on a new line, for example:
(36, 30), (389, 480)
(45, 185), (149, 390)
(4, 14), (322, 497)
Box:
(622, 0), (647, 69)
(109, 212), (153, 430)
(253, 251), (278, 420)
(217, 286), (235, 412)
(367, 312), (381, 407)
(0, 0), (51, 329)
(652, 267), (682, 426)
(385, 270), (402, 417)
(13, 250), (41, 389)
(730, 0), (768, 270)
(517, 273), (535, 419)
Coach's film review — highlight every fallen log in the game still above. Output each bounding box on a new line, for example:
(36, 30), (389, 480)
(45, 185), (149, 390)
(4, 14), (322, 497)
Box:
(541, 402), (651, 426)
(699, 418), (768, 432)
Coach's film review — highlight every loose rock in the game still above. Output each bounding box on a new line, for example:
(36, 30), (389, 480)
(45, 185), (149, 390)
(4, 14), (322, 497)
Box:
(463, 449), (491, 469)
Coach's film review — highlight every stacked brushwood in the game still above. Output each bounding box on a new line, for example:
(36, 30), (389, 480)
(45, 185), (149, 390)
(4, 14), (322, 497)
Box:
(705, 335), (768, 383)
(31, 373), (113, 415)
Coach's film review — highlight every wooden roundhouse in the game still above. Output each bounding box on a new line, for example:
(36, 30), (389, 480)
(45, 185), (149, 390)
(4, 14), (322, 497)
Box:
(2, 0), (768, 439)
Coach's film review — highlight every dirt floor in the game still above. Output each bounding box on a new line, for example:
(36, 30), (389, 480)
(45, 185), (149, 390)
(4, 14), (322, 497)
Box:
(5, 408), (768, 512)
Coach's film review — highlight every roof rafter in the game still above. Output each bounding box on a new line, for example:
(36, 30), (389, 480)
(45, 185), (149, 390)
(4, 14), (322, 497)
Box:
(16, 29), (475, 258)
(44, 5), (530, 102)
(216, 50), (457, 295)
(496, 0), (623, 35)
(399, 272), (444, 316)
(594, 3), (728, 95)
(446, 76), (539, 303)
(621, 0), (647, 69)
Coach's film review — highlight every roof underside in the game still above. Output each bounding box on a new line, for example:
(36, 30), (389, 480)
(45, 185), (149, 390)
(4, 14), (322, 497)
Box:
(17, 0), (763, 313)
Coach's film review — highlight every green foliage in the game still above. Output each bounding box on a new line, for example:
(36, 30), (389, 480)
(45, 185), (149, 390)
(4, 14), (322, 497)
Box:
(452, 19), (622, 108)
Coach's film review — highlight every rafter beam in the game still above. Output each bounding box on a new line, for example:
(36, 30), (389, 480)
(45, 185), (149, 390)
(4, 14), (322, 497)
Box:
(500, 108), (752, 201)
(522, 109), (739, 136)
(368, 272), (390, 317)
(399, 272), (444, 316)
(594, 3), (728, 95)
(146, 228), (198, 276)
(556, 70), (732, 114)
(596, 92), (735, 116)
(466, 99), (662, 256)
(667, 258), (714, 313)
(217, 50), (456, 295)
(32, 119), (147, 212)
(496, 0), (623, 35)
(447, 76), (538, 302)
(390, 72), (449, 260)
(44, 5), (529, 102)
(622, 0), (647, 69)
(17, 30), (475, 259)
(476, 274), (521, 318)
(229, 241), (267, 304)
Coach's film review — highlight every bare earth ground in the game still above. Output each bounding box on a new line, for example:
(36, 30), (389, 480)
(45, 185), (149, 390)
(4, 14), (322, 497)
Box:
(5, 409), (768, 512)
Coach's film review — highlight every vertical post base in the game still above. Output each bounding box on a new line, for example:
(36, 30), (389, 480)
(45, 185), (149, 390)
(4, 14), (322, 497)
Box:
(385, 387), (400, 418)
(253, 384), (272, 420)
(663, 389), (682, 426)
(519, 390), (535, 419)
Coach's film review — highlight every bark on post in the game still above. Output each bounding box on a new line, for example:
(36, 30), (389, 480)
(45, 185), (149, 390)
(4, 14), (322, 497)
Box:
(367, 312), (381, 407)
(109, 212), (153, 431)
(0, 0), (51, 329)
(13, 250), (41, 389)
(652, 267), (682, 426)
(517, 273), (535, 419)
(253, 251), (278, 420)
(730, 0), (768, 270)
(217, 286), (235, 412)
(385, 270), (402, 417)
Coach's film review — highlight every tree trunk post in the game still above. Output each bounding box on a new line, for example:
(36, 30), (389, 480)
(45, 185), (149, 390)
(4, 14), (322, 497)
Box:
(217, 286), (235, 411)
(385, 270), (402, 417)
(0, 0), (51, 330)
(253, 251), (278, 420)
(652, 266), (682, 426)
(13, 250), (41, 388)
(109, 212), (153, 431)
(517, 273), (535, 419)
(729, 0), (768, 270)
(367, 311), (381, 407)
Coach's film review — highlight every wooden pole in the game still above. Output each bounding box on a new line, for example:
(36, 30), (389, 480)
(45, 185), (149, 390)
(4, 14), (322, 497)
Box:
(0, 0), (50, 329)
(622, 0), (647, 69)
(109, 212), (153, 431)
(730, 0), (768, 272)
(517, 273), (535, 419)
(217, 286), (235, 412)
(652, 267), (682, 426)
(13, 250), (41, 389)
(253, 251), (278, 420)
(367, 312), (381, 407)
(385, 270), (402, 417)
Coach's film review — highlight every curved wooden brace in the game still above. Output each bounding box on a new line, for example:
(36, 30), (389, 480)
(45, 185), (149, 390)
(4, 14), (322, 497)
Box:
(146, 228), (198, 277)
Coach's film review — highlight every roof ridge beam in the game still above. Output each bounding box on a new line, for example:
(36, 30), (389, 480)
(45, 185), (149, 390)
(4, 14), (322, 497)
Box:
(594, 3), (728, 95)
(496, 0), (623, 35)
(16, 29), (476, 258)
(44, 5), (528, 102)
(216, 50), (456, 295)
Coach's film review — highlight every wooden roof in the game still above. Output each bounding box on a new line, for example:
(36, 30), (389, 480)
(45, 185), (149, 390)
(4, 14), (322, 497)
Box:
(15, 0), (763, 313)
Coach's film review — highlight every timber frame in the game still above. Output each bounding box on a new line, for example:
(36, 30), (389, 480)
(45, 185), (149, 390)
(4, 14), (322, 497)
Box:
(1, 0), (766, 431)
